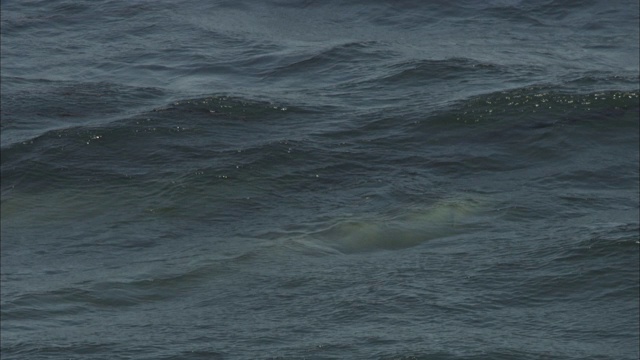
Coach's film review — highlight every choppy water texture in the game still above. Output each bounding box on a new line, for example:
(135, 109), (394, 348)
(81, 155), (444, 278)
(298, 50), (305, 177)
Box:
(1, 0), (639, 359)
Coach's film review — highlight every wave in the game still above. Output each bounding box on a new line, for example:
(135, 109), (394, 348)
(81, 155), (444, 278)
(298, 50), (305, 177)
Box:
(259, 40), (395, 84)
(151, 95), (304, 120)
(0, 254), (243, 322)
(0, 93), (304, 151)
(419, 85), (640, 129)
(2, 85), (636, 200)
(371, 57), (515, 85)
(0, 78), (168, 148)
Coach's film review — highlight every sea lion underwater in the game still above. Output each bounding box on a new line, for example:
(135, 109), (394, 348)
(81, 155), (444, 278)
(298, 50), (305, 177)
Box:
(283, 195), (489, 255)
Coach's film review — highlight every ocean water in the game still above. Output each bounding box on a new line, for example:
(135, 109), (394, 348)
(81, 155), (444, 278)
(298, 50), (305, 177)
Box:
(1, 0), (639, 359)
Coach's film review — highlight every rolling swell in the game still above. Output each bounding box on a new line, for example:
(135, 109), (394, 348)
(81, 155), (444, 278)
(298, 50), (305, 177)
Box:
(3, 87), (636, 208)
(0, 79), (168, 147)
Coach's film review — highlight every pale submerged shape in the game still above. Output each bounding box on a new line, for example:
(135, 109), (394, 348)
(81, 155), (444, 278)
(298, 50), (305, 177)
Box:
(287, 196), (488, 255)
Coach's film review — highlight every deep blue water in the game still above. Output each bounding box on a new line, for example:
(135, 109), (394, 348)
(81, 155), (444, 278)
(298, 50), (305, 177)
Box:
(1, 1), (639, 359)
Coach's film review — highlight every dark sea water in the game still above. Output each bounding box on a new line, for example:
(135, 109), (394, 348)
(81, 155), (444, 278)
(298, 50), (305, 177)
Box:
(1, 1), (639, 359)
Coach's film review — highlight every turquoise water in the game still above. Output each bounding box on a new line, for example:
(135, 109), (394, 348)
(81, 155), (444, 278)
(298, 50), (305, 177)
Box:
(1, 1), (639, 359)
